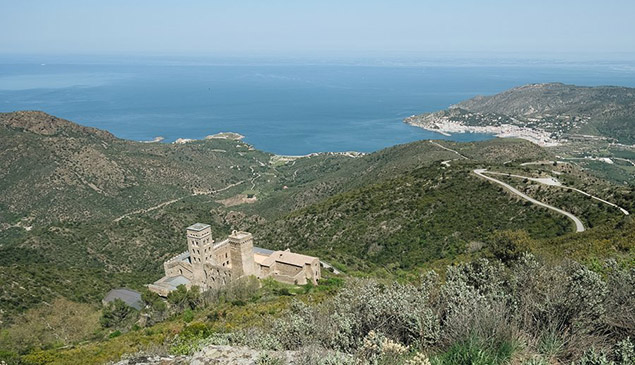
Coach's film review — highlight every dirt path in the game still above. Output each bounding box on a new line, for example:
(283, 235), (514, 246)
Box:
(428, 141), (468, 159)
(113, 180), (246, 222)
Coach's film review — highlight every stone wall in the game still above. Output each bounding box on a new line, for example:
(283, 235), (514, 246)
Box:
(164, 261), (193, 279)
(213, 241), (231, 268)
(204, 264), (233, 290)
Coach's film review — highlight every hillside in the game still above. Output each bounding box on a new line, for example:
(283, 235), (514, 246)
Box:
(250, 161), (574, 271)
(406, 83), (635, 144)
(0, 111), (275, 227)
(240, 138), (551, 219)
(0, 112), (557, 324)
(1, 113), (634, 364)
(2, 112), (631, 325)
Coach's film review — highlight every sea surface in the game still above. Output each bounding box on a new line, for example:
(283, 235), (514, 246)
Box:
(2, 57), (635, 155)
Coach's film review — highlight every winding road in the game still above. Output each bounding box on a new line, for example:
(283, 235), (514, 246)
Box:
(482, 170), (630, 216)
(427, 141), (628, 234)
(473, 169), (586, 233)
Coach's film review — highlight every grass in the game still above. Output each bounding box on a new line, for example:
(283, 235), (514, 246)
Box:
(431, 336), (516, 365)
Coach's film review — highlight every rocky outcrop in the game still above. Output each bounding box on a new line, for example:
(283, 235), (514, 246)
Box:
(113, 345), (304, 365)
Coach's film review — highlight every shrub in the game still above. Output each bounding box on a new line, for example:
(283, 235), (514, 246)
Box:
(405, 352), (432, 365)
(577, 348), (613, 365)
(272, 300), (316, 350)
(614, 337), (634, 364)
(182, 309), (194, 323)
(100, 299), (138, 330)
(295, 345), (354, 365)
(228, 255), (633, 364)
(487, 230), (531, 264)
(256, 351), (285, 365)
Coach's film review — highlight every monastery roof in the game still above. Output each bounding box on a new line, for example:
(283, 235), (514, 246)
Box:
(213, 239), (229, 249)
(253, 246), (274, 255)
(187, 223), (210, 231)
(166, 251), (190, 264)
(149, 275), (192, 295)
(103, 288), (143, 310)
(261, 250), (318, 268)
(164, 275), (191, 288)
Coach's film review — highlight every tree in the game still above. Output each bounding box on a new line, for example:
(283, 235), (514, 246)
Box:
(167, 285), (201, 312)
(140, 289), (167, 325)
(100, 299), (137, 330)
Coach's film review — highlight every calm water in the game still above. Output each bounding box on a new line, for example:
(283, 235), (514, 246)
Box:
(2, 58), (635, 155)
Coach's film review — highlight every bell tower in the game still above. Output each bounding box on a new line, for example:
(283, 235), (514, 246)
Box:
(187, 223), (215, 287)
(229, 230), (256, 278)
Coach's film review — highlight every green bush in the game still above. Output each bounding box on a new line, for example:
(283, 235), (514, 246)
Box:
(100, 299), (138, 330)
(182, 309), (194, 323)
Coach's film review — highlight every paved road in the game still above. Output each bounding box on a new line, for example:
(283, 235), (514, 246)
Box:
(474, 169), (586, 233)
(485, 170), (630, 216)
(484, 170), (562, 186)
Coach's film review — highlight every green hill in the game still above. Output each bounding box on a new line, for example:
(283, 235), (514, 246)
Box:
(0, 113), (634, 365)
(0, 112), (632, 329)
(407, 83), (635, 144)
(0, 111), (273, 227)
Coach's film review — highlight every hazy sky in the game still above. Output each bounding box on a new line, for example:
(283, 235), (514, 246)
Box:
(1, 0), (634, 57)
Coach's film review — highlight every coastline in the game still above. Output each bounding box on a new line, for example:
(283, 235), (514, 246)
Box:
(142, 131), (366, 160)
(404, 114), (560, 147)
(140, 136), (165, 143)
(172, 132), (246, 144)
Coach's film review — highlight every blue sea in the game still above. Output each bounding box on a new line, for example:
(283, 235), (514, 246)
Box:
(2, 56), (635, 155)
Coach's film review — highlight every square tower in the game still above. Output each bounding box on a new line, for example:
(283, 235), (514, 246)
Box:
(186, 223), (215, 264)
(229, 230), (256, 277)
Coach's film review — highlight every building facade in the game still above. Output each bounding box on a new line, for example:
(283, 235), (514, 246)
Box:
(149, 223), (321, 296)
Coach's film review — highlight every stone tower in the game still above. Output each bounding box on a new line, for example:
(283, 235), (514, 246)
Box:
(187, 223), (215, 287)
(228, 230), (255, 278)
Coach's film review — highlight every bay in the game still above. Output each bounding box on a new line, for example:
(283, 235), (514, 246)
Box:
(1, 58), (635, 155)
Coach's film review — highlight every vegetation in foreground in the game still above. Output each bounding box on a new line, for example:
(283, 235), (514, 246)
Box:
(2, 252), (633, 365)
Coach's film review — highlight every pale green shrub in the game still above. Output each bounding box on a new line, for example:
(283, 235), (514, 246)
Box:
(237, 255), (633, 364)
(405, 352), (431, 365)
(614, 337), (634, 364)
(256, 351), (285, 365)
(577, 348), (613, 365)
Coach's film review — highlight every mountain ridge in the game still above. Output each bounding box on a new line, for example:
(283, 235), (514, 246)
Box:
(0, 111), (116, 140)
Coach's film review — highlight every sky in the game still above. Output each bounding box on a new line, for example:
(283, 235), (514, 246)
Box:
(1, 0), (634, 58)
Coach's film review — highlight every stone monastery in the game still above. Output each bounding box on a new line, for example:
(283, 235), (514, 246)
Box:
(149, 223), (321, 296)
